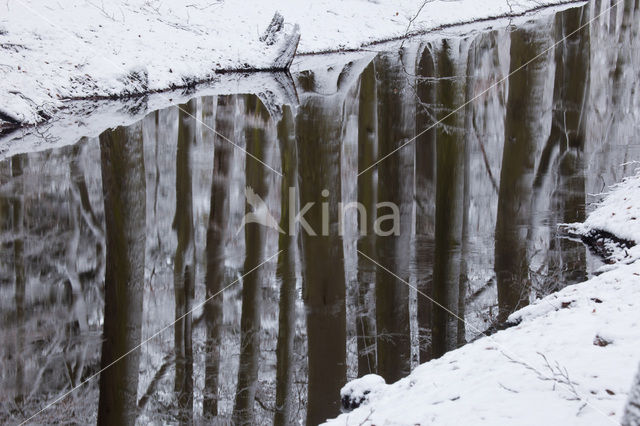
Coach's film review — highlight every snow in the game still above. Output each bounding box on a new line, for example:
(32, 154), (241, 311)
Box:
(341, 374), (387, 410)
(325, 173), (640, 426)
(0, 0), (584, 125)
(0, 49), (380, 161)
(566, 170), (640, 268)
(574, 171), (640, 244)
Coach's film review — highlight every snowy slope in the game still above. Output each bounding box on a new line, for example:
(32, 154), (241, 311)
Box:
(326, 173), (640, 426)
(575, 173), (640, 244)
(0, 0), (584, 125)
(567, 172), (640, 267)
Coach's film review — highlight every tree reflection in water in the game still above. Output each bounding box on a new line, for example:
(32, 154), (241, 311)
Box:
(3, 2), (640, 423)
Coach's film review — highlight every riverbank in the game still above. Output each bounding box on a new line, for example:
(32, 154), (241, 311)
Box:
(327, 172), (640, 425)
(0, 0), (584, 128)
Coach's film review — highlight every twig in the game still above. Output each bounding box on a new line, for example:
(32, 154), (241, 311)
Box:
(503, 351), (583, 402)
(499, 382), (519, 393)
(357, 408), (374, 426)
(138, 355), (174, 410)
(255, 395), (276, 413)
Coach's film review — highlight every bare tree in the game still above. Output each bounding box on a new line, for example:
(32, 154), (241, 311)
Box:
(356, 61), (378, 375)
(12, 155), (25, 405)
(374, 52), (413, 381)
(273, 105), (298, 426)
(415, 43), (437, 362)
(495, 23), (552, 322)
(232, 95), (272, 425)
(297, 76), (347, 425)
(97, 123), (146, 426)
(431, 40), (466, 358)
(203, 95), (233, 419)
(535, 5), (590, 290)
(173, 99), (197, 424)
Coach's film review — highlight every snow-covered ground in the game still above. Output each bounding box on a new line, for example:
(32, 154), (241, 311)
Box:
(327, 173), (640, 425)
(0, 0), (584, 126)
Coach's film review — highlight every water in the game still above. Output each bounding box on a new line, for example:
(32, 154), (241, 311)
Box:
(2, 1), (640, 424)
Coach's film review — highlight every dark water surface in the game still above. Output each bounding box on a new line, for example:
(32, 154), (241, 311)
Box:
(2, 1), (640, 424)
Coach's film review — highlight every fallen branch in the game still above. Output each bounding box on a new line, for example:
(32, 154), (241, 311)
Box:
(503, 351), (584, 403)
(562, 226), (635, 263)
(138, 355), (174, 411)
(261, 12), (300, 70)
(0, 109), (20, 125)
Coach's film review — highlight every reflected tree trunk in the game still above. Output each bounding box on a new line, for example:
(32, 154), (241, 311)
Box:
(458, 40), (477, 348)
(173, 100), (196, 425)
(612, 0), (636, 102)
(232, 95), (271, 425)
(597, 0), (639, 181)
(297, 88), (347, 425)
(415, 44), (437, 362)
(374, 53), (413, 380)
(97, 123), (146, 426)
(65, 145), (92, 384)
(431, 40), (466, 358)
(203, 95), (233, 418)
(12, 154), (25, 405)
(495, 25), (552, 322)
(71, 143), (104, 242)
(356, 61), (378, 376)
(274, 105), (298, 426)
(545, 6), (591, 288)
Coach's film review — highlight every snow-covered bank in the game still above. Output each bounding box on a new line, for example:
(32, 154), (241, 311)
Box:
(568, 174), (640, 266)
(327, 173), (640, 425)
(0, 0), (584, 126)
(0, 70), (300, 160)
(0, 50), (378, 161)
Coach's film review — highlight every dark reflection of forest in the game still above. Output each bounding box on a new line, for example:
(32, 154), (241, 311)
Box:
(2, 1), (640, 424)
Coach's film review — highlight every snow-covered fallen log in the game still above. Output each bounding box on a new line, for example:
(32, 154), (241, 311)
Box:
(259, 12), (300, 70)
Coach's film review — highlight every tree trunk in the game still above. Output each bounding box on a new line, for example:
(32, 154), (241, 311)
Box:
(12, 154), (25, 405)
(431, 40), (466, 358)
(373, 53), (413, 381)
(356, 61), (378, 376)
(297, 85), (347, 425)
(232, 95), (271, 425)
(97, 123), (146, 426)
(203, 95), (234, 418)
(495, 24), (552, 322)
(543, 6), (591, 288)
(415, 43), (438, 362)
(173, 99), (196, 425)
